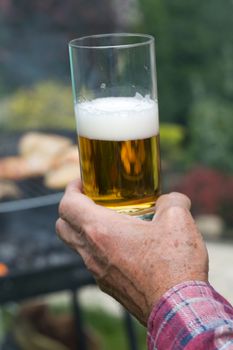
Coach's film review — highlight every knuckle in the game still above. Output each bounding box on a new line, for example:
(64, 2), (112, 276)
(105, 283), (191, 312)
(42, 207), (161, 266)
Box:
(166, 205), (187, 217)
(87, 223), (103, 244)
(169, 192), (191, 208)
(156, 192), (191, 213)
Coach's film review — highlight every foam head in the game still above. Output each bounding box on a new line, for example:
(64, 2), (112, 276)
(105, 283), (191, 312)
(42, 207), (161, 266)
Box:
(75, 95), (159, 141)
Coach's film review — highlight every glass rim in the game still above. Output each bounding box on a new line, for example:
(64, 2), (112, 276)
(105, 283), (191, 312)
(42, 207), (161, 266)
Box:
(69, 33), (154, 49)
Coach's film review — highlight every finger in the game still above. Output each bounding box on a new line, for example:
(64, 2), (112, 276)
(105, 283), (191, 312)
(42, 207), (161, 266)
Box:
(58, 181), (96, 230)
(65, 178), (83, 194)
(153, 192), (191, 220)
(59, 183), (127, 238)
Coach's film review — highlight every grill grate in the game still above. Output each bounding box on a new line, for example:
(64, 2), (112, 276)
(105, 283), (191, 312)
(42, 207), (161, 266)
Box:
(18, 177), (55, 197)
(0, 201), (80, 273)
(0, 131), (79, 273)
(0, 178), (63, 213)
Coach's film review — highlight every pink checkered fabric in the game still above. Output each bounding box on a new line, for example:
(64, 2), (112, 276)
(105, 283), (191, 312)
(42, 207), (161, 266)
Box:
(147, 281), (233, 350)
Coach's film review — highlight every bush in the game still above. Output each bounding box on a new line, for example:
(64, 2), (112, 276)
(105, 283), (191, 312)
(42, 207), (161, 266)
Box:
(160, 123), (185, 148)
(188, 97), (233, 173)
(175, 167), (233, 225)
(159, 123), (186, 167)
(0, 81), (75, 130)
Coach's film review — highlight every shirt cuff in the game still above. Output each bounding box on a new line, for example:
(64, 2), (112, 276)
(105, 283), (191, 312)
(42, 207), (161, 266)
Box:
(147, 281), (233, 350)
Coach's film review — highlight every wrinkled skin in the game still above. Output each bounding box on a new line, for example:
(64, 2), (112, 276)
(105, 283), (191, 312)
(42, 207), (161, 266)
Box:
(56, 179), (208, 326)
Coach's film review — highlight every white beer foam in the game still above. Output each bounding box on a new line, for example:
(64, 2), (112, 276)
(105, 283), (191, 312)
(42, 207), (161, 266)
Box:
(75, 95), (159, 141)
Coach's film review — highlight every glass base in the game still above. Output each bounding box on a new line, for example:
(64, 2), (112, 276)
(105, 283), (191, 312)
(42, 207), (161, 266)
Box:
(107, 204), (155, 220)
(94, 197), (158, 221)
(137, 212), (155, 221)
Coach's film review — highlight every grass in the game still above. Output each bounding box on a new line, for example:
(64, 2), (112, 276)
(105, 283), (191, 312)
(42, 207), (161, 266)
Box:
(84, 308), (147, 350)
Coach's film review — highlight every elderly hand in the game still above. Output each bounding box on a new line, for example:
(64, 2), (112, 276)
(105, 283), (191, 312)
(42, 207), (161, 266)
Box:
(56, 179), (208, 325)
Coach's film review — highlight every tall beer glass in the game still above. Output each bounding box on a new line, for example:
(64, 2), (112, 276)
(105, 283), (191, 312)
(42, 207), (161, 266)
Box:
(69, 33), (161, 217)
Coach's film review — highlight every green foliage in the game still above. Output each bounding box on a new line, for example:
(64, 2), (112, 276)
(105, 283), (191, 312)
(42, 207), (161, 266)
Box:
(136, 0), (233, 125)
(135, 0), (233, 177)
(160, 123), (185, 148)
(42, 302), (147, 350)
(84, 309), (147, 350)
(160, 123), (185, 164)
(0, 81), (75, 130)
(188, 97), (233, 173)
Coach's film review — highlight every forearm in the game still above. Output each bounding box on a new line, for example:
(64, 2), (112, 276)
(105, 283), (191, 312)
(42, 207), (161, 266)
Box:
(147, 281), (233, 350)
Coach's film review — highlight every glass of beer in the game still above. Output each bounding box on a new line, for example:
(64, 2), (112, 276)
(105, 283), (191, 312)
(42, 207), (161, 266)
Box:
(69, 33), (161, 218)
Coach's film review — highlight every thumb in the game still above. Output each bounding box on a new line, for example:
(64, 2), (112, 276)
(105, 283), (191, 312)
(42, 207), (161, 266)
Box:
(153, 192), (191, 221)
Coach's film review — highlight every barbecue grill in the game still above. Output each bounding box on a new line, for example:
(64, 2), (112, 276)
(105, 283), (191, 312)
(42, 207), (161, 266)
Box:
(0, 131), (139, 350)
(0, 130), (73, 212)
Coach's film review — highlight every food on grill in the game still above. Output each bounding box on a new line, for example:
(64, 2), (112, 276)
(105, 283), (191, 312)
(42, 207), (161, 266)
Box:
(44, 145), (80, 189)
(0, 180), (22, 200)
(19, 132), (72, 159)
(52, 145), (79, 167)
(0, 155), (53, 180)
(44, 163), (80, 189)
(0, 132), (80, 191)
(0, 157), (26, 180)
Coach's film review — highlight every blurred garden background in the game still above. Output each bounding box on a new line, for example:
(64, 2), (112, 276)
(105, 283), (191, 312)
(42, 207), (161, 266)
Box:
(0, 0), (232, 231)
(0, 0), (233, 349)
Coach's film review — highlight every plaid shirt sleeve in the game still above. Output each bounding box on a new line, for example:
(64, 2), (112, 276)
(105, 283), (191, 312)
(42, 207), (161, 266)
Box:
(147, 281), (233, 350)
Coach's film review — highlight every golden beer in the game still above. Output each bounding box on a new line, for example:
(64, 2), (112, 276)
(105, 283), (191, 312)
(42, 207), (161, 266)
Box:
(75, 96), (161, 215)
